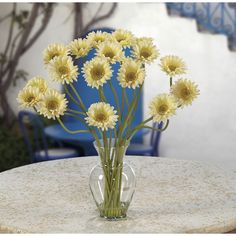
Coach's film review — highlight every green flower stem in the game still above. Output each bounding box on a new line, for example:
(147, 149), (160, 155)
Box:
(98, 89), (103, 102)
(60, 114), (101, 146)
(127, 119), (170, 144)
(67, 109), (86, 116)
(64, 113), (91, 131)
(98, 88), (107, 103)
(98, 133), (113, 205)
(110, 129), (117, 165)
(69, 84), (87, 112)
(124, 88), (129, 107)
(103, 131), (109, 164)
(118, 91), (137, 144)
(82, 56), (85, 64)
(126, 89), (138, 129)
(170, 77), (173, 87)
(108, 81), (121, 123)
(57, 117), (90, 134)
(64, 113), (96, 136)
(118, 85), (143, 145)
(142, 120), (169, 132)
(108, 129), (113, 162)
(97, 128), (103, 140)
(64, 112), (87, 126)
(104, 147), (124, 212)
(121, 89), (125, 122)
(116, 149), (123, 206)
(125, 116), (153, 142)
(126, 85), (143, 129)
(126, 89), (140, 136)
(101, 87), (107, 103)
(120, 88), (129, 123)
(93, 133), (102, 150)
(64, 85), (82, 110)
(99, 129), (127, 216)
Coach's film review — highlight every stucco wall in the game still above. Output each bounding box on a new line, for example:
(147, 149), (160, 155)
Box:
(1, 3), (236, 170)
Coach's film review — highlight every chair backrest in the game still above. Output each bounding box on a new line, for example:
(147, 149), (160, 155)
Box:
(150, 122), (163, 156)
(18, 111), (49, 162)
(64, 27), (143, 142)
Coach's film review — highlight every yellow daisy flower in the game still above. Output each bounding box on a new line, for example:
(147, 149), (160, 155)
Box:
(26, 76), (48, 93)
(86, 31), (112, 48)
(136, 36), (154, 44)
(96, 41), (124, 63)
(49, 55), (78, 84)
(37, 89), (68, 120)
(149, 93), (177, 122)
(85, 102), (118, 131)
(160, 55), (186, 77)
(17, 86), (41, 108)
(132, 40), (159, 64)
(171, 78), (200, 107)
(118, 59), (145, 89)
(112, 29), (135, 48)
(43, 43), (68, 65)
(82, 57), (112, 89)
(68, 38), (91, 58)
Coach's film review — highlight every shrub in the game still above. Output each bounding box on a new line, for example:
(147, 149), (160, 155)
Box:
(0, 121), (30, 172)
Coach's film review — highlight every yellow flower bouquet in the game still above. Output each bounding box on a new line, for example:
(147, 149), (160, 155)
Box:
(17, 29), (199, 220)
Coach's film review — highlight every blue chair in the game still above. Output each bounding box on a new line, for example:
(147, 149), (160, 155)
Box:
(64, 27), (144, 155)
(18, 111), (79, 163)
(126, 122), (163, 156)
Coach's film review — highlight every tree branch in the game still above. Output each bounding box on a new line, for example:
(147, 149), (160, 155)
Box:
(8, 29), (24, 66)
(2, 3), (40, 90)
(83, 3), (117, 34)
(0, 11), (12, 24)
(0, 3), (17, 77)
(3, 3), (16, 58)
(74, 3), (84, 38)
(21, 3), (54, 54)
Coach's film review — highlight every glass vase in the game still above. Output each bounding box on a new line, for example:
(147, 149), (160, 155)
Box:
(89, 140), (136, 220)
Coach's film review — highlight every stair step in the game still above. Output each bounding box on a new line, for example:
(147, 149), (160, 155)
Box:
(166, 3), (236, 52)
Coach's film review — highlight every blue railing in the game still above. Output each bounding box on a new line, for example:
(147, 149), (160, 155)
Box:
(166, 3), (236, 49)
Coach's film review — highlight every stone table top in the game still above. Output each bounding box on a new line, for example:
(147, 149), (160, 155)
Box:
(1, 156), (236, 233)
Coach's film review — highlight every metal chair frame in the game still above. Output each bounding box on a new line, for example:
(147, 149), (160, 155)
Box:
(126, 122), (163, 157)
(18, 111), (77, 162)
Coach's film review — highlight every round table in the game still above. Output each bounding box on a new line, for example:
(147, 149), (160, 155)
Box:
(1, 156), (236, 233)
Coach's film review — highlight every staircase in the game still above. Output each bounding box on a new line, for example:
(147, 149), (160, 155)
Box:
(166, 3), (236, 51)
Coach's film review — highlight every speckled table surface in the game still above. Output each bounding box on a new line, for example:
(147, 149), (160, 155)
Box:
(1, 156), (236, 233)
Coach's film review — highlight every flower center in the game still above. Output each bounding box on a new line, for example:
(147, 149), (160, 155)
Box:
(95, 112), (107, 122)
(91, 66), (105, 80)
(180, 87), (191, 99)
(95, 36), (105, 43)
(46, 100), (59, 110)
(140, 49), (151, 59)
(39, 86), (46, 93)
(76, 47), (83, 52)
(125, 71), (136, 82)
(168, 64), (177, 71)
(104, 50), (115, 59)
(26, 96), (35, 103)
(50, 52), (60, 60)
(116, 35), (126, 42)
(58, 66), (69, 76)
(158, 104), (168, 114)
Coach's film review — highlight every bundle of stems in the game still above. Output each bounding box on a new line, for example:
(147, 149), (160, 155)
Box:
(57, 78), (169, 218)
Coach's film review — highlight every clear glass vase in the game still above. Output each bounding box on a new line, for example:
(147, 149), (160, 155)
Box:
(89, 140), (136, 220)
